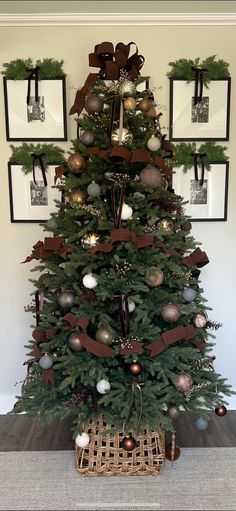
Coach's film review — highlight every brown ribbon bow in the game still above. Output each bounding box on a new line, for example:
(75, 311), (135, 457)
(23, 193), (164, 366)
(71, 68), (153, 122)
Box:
(22, 237), (72, 263)
(148, 325), (205, 357)
(182, 248), (209, 268)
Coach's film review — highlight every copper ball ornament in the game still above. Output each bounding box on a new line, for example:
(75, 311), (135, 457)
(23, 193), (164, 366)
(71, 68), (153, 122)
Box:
(122, 435), (137, 451)
(145, 106), (157, 118)
(175, 372), (193, 393)
(215, 405), (227, 417)
(68, 188), (88, 204)
(123, 97), (136, 111)
(157, 219), (173, 232)
(139, 98), (151, 112)
(111, 128), (133, 146)
(160, 304), (181, 323)
(81, 232), (100, 249)
(67, 153), (85, 174)
(165, 444), (181, 461)
(145, 267), (164, 287)
(129, 361), (142, 375)
(139, 165), (163, 188)
(95, 327), (114, 345)
(167, 405), (180, 420)
(118, 79), (136, 98)
(79, 130), (95, 146)
(68, 332), (83, 352)
(84, 94), (104, 114)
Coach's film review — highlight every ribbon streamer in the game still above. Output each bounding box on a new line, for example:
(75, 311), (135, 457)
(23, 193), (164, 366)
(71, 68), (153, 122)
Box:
(191, 152), (207, 187)
(111, 183), (124, 229)
(31, 153), (47, 187)
(148, 325), (205, 357)
(22, 237), (72, 263)
(123, 381), (144, 435)
(192, 67), (208, 105)
(26, 66), (39, 105)
(114, 293), (131, 337)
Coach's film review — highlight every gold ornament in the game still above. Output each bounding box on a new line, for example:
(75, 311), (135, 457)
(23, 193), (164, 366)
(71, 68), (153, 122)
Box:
(139, 98), (151, 112)
(81, 232), (100, 249)
(111, 128), (133, 146)
(95, 327), (114, 345)
(157, 219), (173, 232)
(160, 304), (181, 323)
(175, 372), (193, 393)
(145, 106), (157, 118)
(140, 165), (163, 188)
(67, 153), (85, 174)
(145, 267), (164, 287)
(68, 188), (88, 204)
(123, 97), (136, 111)
(118, 79), (136, 98)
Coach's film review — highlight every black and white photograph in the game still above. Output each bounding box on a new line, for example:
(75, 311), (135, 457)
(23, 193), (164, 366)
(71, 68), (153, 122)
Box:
(3, 77), (67, 141)
(172, 161), (229, 221)
(169, 77), (231, 141)
(8, 163), (62, 222)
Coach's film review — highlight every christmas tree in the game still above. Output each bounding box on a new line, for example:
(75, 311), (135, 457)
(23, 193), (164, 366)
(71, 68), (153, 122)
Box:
(15, 42), (232, 464)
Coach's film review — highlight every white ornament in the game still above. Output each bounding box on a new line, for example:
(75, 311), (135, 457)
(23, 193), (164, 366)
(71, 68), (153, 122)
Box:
(120, 203), (133, 220)
(96, 379), (111, 394)
(75, 432), (90, 448)
(122, 299), (136, 313)
(87, 182), (101, 197)
(82, 273), (98, 289)
(147, 135), (161, 152)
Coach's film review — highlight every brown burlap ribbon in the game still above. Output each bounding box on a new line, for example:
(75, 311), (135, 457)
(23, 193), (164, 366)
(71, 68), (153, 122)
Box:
(182, 247), (209, 268)
(148, 325), (205, 357)
(70, 41), (144, 116)
(54, 163), (68, 184)
(33, 344), (55, 384)
(22, 237), (72, 263)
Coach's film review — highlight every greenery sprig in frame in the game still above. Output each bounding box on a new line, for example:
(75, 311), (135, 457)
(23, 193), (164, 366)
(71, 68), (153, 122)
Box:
(1, 58), (65, 79)
(10, 143), (66, 174)
(172, 142), (228, 172)
(167, 56), (230, 85)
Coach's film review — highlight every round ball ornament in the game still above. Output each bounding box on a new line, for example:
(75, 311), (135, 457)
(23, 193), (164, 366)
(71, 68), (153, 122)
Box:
(147, 135), (161, 152)
(111, 128), (133, 146)
(123, 97), (136, 111)
(122, 299), (136, 313)
(68, 189), (88, 204)
(58, 290), (75, 310)
(157, 219), (173, 232)
(95, 327), (114, 345)
(145, 106), (157, 118)
(68, 332), (83, 352)
(139, 98), (151, 112)
(194, 314), (207, 328)
(67, 153), (85, 174)
(38, 354), (53, 370)
(145, 267), (164, 287)
(140, 165), (162, 188)
(195, 417), (209, 430)
(167, 405), (180, 420)
(46, 217), (58, 230)
(165, 444), (181, 461)
(85, 94), (103, 114)
(75, 432), (90, 448)
(181, 220), (192, 232)
(87, 182), (101, 197)
(175, 372), (193, 393)
(96, 379), (111, 394)
(161, 304), (181, 323)
(129, 361), (142, 375)
(82, 273), (98, 289)
(81, 232), (100, 250)
(79, 130), (95, 147)
(182, 287), (197, 302)
(215, 405), (227, 417)
(122, 435), (136, 451)
(120, 203), (133, 220)
(118, 79), (136, 98)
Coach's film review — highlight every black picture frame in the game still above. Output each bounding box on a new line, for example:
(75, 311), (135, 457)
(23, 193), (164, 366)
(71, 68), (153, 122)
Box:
(3, 77), (67, 141)
(8, 162), (62, 223)
(169, 77), (231, 141)
(172, 160), (229, 221)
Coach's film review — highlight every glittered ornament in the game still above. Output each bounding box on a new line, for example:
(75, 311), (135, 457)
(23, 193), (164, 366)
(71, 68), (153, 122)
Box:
(85, 94), (103, 114)
(58, 290), (75, 310)
(215, 405), (227, 417)
(157, 218), (173, 232)
(87, 182), (101, 197)
(140, 165), (162, 188)
(46, 217), (57, 230)
(68, 189), (88, 204)
(160, 304), (181, 323)
(95, 327), (114, 345)
(81, 232), (100, 249)
(167, 405), (180, 419)
(120, 203), (133, 220)
(139, 98), (151, 112)
(181, 220), (192, 232)
(195, 417), (209, 430)
(96, 379), (111, 394)
(79, 130), (95, 146)
(165, 444), (180, 461)
(129, 360), (142, 375)
(67, 153), (85, 174)
(182, 287), (197, 302)
(38, 354), (53, 369)
(194, 314), (207, 328)
(68, 332), (83, 352)
(111, 128), (133, 146)
(75, 432), (90, 448)
(147, 135), (161, 152)
(123, 97), (136, 111)
(175, 372), (193, 392)
(118, 79), (136, 98)
(145, 267), (164, 287)
(122, 435), (136, 451)
(82, 273), (98, 289)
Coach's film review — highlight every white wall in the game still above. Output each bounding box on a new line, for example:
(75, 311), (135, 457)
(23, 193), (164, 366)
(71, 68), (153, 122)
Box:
(1, 21), (236, 412)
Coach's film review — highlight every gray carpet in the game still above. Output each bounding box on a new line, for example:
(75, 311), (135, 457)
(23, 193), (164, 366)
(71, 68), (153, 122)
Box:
(0, 448), (236, 510)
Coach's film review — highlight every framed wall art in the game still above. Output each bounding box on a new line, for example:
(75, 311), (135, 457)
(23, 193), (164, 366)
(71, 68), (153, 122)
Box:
(169, 78), (231, 141)
(8, 163), (62, 223)
(3, 77), (67, 141)
(172, 160), (229, 221)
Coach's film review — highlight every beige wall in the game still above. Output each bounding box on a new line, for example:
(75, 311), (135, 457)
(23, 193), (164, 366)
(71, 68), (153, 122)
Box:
(1, 23), (236, 410)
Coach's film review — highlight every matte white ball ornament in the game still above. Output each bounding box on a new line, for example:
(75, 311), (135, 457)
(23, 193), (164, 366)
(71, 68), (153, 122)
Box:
(122, 300), (136, 313)
(120, 203), (133, 220)
(87, 182), (101, 197)
(82, 273), (98, 289)
(147, 135), (161, 151)
(96, 379), (111, 394)
(75, 432), (90, 448)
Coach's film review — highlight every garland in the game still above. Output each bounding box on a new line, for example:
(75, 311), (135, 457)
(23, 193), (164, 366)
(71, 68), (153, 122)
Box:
(1, 58), (65, 79)
(167, 56), (230, 85)
(172, 142), (228, 172)
(10, 143), (66, 174)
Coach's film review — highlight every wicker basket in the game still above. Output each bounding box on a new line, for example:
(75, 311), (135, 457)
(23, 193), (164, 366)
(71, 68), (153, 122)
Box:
(76, 417), (165, 476)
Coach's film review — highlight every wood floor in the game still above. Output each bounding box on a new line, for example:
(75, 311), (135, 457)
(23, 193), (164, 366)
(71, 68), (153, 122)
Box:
(0, 411), (235, 451)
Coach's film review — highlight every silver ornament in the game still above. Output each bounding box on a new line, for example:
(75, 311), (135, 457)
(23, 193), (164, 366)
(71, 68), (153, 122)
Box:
(38, 354), (53, 369)
(68, 332), (83, 352)
(79, 131), (95, 146)
(111, 128), (133, 146)
(58, 290), (75, 310)
(195, 417), (209, 430)
(47, 218), (57, 230)
(118, 79), (136, 98)
(182, 287), (197, 302)
(87, 182), (101, 197)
